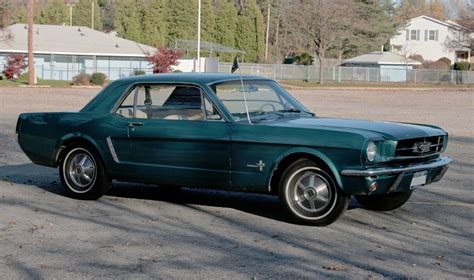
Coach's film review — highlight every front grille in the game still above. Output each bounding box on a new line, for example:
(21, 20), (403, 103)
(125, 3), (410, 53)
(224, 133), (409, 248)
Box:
(395, 136), (444, 158)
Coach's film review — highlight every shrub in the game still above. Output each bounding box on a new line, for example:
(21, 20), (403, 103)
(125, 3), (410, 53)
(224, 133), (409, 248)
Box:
(134, 70), (146, 76)
(295, 52), (314, 65)
(91, 72), (107, 85)
(454, 62), (471, 71)
(438, 57), (451, 66)
(73, 73), (92, 86)
(408, 54), (424, 62)
(2, 54), (27, 79)
(423, 59), (450, 70)
(172, 69), (183, 73)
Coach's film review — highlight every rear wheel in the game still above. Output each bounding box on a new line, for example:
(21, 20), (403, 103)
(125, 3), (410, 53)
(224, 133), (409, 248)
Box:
(59, 144), (111, 200)
(354, 191), (413, 211)
(279, 159), (349, 226)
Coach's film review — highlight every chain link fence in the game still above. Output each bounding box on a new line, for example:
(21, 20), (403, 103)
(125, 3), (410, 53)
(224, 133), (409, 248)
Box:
(218, 63), (474, 85)
(2, 62), (473, 85)
(27, 66), (154, 81)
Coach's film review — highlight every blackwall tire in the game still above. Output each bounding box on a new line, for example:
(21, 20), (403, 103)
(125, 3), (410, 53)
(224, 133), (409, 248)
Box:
(279, 159), (349, 226)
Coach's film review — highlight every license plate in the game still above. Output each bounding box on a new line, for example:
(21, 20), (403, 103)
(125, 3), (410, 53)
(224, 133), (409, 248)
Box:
(410, 171), (427, 189)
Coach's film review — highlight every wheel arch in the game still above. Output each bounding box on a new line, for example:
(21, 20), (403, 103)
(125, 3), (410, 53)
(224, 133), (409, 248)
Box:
(55, 133), (107, 169)
(267, 148), (343, 195)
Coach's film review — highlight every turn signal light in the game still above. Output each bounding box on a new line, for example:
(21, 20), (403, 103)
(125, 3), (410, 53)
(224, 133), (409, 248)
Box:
(369, 182), (378, 192)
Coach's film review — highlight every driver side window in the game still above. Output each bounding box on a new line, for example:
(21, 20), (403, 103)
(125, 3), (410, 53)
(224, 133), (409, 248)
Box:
(116, 84), (222, 121)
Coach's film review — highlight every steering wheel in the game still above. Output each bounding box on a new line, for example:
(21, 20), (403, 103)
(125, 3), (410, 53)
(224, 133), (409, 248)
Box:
(259, 103), (276, 112)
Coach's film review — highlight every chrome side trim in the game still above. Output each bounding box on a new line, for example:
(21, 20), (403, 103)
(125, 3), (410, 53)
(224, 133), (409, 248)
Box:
(106, 137), (120, 163)
(341, 156), (451, 177)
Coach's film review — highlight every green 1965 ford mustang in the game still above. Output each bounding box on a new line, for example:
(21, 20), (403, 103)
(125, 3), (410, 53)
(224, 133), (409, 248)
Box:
(16, 73), (451, 226)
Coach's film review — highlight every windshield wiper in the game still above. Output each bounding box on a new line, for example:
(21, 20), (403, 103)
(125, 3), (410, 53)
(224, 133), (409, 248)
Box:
(278, 109), (315, 116)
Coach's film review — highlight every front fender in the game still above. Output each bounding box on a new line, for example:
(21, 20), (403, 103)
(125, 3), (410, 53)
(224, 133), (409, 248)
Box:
(267, 147), (344, 192)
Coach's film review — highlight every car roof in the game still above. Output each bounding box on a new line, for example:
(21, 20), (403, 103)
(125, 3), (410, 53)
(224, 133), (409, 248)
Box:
(117, 72), (272, 85)
(81, 73), (273, 113)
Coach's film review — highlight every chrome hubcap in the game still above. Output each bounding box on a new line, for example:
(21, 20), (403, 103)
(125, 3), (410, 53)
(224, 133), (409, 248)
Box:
(68, 153), (96, 188)
(293, 172), (331, 213)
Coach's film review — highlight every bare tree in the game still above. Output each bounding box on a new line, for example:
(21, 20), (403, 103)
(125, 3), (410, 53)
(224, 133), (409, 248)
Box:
(450, 0), (474, 30)
(0, 3), (13, 42)
(297, 0), (357, 84)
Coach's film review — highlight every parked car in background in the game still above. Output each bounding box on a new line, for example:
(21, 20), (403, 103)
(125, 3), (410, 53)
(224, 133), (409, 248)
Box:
(16, 73), (451, 226)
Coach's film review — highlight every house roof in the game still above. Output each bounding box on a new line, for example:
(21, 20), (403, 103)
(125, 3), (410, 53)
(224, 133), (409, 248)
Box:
(0, 24), (156, 57)
(411, 15), (472, 32)
(344, 52), (422, 65)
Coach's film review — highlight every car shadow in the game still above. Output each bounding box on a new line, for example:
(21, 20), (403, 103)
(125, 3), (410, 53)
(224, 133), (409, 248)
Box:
(0, 163), (361, 224)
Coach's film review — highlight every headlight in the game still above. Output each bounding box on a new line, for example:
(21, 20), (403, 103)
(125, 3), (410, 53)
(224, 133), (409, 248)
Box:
(366, 142), (377, 162)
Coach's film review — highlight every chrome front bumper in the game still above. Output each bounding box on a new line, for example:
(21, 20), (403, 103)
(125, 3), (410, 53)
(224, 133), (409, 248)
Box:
(341, 156), (452, 177)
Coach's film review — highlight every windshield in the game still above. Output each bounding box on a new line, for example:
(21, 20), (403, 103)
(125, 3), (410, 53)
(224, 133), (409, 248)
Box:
(210, 80), (312, 122)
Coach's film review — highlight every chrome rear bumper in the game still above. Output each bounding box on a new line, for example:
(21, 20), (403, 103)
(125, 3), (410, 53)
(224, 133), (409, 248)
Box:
(341, 156), (452, 177)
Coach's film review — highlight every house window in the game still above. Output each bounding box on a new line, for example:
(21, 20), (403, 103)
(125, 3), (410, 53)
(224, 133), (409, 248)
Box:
(410, 30), (420, 41)
(429, 30), (438, 41)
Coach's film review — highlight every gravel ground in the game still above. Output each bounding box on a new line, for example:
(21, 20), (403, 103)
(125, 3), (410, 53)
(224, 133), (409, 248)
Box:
(0, 86), (473, 279)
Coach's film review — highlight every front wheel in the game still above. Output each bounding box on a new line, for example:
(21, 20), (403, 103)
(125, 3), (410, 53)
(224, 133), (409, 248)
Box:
(279, 159), (349, 226)
(354, 191), (413, 211)
(59, 144), (111, 200)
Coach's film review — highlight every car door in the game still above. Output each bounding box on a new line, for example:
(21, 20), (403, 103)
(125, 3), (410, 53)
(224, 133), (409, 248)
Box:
(116, 83), (231, 189)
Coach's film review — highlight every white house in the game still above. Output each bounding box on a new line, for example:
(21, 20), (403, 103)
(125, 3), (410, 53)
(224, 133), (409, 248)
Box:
(390, 15), (472, 64)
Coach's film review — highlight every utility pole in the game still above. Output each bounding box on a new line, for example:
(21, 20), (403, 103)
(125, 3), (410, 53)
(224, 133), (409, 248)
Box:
(91, 1), (94, 30)
(264, 3), (271, 63)
(27, 0), (35, 85)
(197, 0), (201, 72)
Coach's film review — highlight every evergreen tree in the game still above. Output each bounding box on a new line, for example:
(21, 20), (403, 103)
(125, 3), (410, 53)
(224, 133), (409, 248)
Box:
(114, 0), (141, 42)
(34, 6), (49, 24)
(214, 0), (238, 60)
(99, 0), (116, 30)
(166, 0), (198, 45)
(12, 5), (27, 24)
(350, 0), (401, 55)
(201, 0), (214, 42)
(73, 0), (103, 30)
(140, 0), (168, 47)
(114, 0), (142, 42)
(235, 0), (265, 62)
(43, 0), (68, 25)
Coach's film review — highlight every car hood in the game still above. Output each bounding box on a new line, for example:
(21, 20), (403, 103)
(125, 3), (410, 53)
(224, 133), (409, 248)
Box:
(264, 116), (446, 140)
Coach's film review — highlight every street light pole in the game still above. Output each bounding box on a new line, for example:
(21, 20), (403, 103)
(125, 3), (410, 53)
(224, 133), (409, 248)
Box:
(27, 0), (35, 85)
(197, 0), (201, 72)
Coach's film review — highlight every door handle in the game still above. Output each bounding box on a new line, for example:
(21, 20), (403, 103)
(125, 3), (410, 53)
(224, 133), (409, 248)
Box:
(128, 122), (144, 127)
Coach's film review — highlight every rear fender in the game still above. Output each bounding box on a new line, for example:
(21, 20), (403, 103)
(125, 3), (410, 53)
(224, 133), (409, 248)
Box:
(55, 133), (107, 166)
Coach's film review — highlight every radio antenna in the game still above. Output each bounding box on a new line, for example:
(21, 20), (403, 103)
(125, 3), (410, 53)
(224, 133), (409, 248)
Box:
(232, 56), (251, 124)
